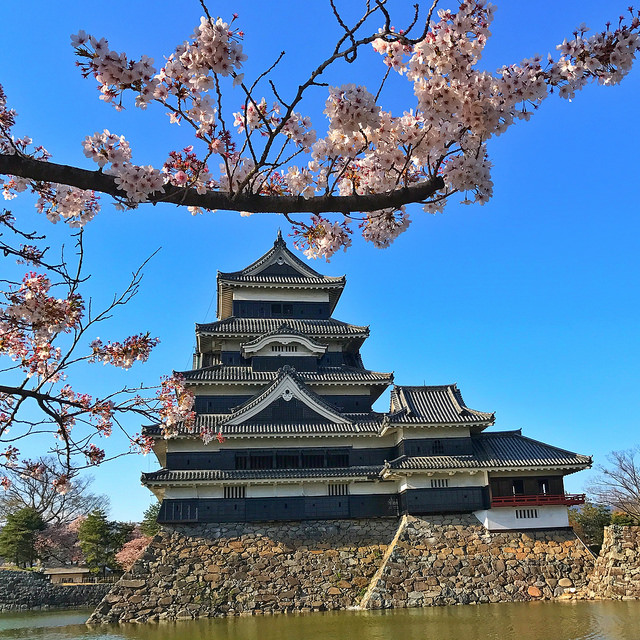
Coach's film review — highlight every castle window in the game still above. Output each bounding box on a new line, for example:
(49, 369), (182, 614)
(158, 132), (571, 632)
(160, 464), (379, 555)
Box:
(431, 440), (444, 455)
(283, 304), (293, 316)
(515, 509), (538, 519)
(302, 451), (325, 468)
(276, 452), (300, 468)
(328, 483), (349, 496)
(271, 344), (298, 353)
(271, 303), (282, 315)
(223, 486), (246, 499)
(326, 451), (349, 467)
(430, 478), (449, 488)
(512, 479), (525, 495)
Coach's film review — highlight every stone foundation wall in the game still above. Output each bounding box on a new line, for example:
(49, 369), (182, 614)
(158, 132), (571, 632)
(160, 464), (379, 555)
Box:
(89, 519), (399, 623)
(583, 525), (640, 600)
(0, 569), (111, 611)
(366, 515), (594, 608)
(88, 516), (595, 624)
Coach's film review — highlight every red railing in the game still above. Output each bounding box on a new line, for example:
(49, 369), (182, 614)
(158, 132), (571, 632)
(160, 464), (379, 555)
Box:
(491, 493), (586, 507)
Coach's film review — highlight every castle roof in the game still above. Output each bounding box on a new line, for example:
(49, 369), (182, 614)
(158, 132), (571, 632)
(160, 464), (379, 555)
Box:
(196, 317), (369, 339)
(217, 232), (345, 318)
(179, 365), (393, 386)
(144, 413), (385, 438)
(385, 430), (591, 475)
(143, 466), (382, 485)
(389, 384), (494, 426)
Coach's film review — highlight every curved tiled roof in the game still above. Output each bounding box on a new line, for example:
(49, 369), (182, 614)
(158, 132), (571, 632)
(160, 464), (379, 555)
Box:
(180, 365), (393, 385)
(386, 430), (591, 473)
(389, 384), (494, 425)
(218, 232), (345, 286)
(142, 465), (382, 484)
(143, 413), (385, 438)
(196, 317), (369, 338)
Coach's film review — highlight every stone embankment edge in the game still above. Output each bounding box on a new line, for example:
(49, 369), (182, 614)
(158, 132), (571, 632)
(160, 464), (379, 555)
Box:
(0, 569), (111, 612)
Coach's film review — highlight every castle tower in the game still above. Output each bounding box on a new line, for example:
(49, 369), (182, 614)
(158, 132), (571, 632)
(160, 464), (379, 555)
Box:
(142, 235), (590, 530)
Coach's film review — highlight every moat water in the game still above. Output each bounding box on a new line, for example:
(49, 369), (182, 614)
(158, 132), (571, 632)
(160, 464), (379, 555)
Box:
(1, 601), (639, 640)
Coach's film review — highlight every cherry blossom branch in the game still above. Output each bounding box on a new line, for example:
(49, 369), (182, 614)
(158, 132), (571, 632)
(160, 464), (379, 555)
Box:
(0, 153), (445, 213)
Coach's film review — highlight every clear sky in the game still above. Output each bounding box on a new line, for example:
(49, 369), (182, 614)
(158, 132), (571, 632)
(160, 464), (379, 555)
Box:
(1, 1), (638, 521)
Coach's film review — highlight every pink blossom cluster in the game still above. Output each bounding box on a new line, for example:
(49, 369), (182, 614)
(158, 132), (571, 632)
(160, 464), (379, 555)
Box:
(162, 146), (213, 194)
(35, 184), (101, 226)
(361, 208), (411, 248)
(89, 332), (160, 369)
(115, 535), (152, 571)
(324, 84), (381, 135)
(83, 129), (164, 204)
(371, 28), (413, 74)
(72, 31), (157, 110)
(295, 215), (352, 261)
(1, 273), (83, 379)
(156, 373), (196, 437)
(162, 16), (246, 90)
(52, 474), (71, 495)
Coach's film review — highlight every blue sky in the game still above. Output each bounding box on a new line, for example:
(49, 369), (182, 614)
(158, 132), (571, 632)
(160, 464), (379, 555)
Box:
(1, 1), (639, 521)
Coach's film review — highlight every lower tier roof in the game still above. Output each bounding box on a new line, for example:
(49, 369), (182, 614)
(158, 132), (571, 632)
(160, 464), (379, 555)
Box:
(181, 365), (393, 385)
(386, 431), (591, 474)
(142, 466), (382, 484)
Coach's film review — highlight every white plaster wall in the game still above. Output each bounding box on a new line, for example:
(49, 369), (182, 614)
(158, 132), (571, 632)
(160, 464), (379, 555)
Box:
(350, 481), (398, 495)
(399, 472), (486, 491)
(233, 289), (329, 302)
(247, 484), (304, 498)
(302, 482), (331, 496)
(196, 486), (224, 498)
(473, 505), (570, 530)
(164, 487), (203, 499)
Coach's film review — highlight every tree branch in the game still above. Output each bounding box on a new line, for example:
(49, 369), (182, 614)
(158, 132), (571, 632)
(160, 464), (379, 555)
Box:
(0, 154), (445, 214)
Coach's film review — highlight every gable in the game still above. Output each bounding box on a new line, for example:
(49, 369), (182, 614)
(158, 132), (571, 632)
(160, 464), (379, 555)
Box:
(224, 370), (351, 426)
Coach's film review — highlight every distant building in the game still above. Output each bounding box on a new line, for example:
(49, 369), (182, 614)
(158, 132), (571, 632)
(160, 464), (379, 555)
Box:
(43, 567), (91, 584)
(143, 233), (589, 530)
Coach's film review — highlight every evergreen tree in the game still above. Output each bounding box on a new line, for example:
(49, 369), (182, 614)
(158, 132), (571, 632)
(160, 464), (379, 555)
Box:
(140, 502), (161, 537)
(569, 501), (612, 552)
(77, 509), (131, 576)
(0, 507), (45, 567)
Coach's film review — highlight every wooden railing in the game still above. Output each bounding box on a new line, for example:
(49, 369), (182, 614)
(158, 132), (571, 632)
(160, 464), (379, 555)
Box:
(491, 493), (586, 507)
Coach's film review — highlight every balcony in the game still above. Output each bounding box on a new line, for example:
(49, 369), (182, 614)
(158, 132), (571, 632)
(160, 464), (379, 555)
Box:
(491, 493), (586, 507)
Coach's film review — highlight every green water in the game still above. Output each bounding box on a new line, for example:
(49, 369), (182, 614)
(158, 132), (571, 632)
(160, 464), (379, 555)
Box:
(1, 601), (639, 640)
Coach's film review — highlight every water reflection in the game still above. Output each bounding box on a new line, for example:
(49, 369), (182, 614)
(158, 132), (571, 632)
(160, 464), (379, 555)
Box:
(0, 601), (638, 640)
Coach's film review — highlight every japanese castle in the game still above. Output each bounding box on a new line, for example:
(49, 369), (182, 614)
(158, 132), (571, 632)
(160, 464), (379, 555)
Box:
(143, 233), (589, 530)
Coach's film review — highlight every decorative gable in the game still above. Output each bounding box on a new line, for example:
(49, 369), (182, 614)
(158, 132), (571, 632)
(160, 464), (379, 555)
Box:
(224, 367), (351, 426)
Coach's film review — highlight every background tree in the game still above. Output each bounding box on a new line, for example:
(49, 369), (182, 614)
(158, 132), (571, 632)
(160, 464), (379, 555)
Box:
(0, 457), (109, 525)
(0, 507), (45, 567)
(140, 502), (161, 538)
(568, 501), (611, 553)
(77, 509), (132, 576)
(588, 448), (640, 520)
(34, 518), (84, 566)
